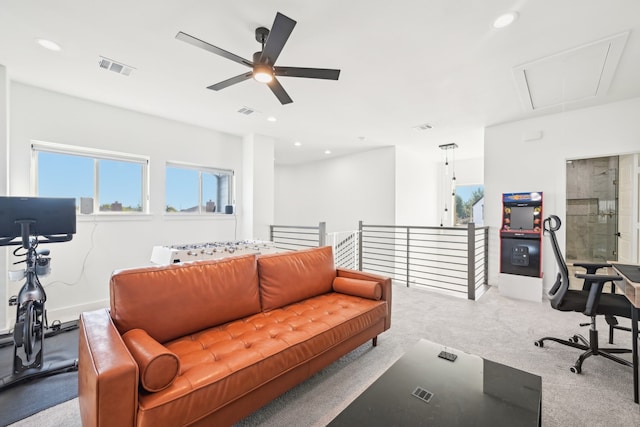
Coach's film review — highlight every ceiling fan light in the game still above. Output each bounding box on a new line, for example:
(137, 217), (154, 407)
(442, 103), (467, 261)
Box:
(253, 65), (273, 83)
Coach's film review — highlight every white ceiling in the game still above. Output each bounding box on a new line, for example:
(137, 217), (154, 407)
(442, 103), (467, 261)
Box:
(1, 1), (639, 165)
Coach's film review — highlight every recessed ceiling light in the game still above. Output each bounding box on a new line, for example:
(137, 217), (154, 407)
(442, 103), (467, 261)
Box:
(36, 38), (61, 51)
(324, 150), (331, 155)
(267, 116), (277, 122)
(293, 141), (302, 147)
(493, 12), (518, 28)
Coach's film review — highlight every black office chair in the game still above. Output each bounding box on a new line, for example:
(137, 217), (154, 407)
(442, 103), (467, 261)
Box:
(534, 215), (633, 374)
(576, 264), (631, 344)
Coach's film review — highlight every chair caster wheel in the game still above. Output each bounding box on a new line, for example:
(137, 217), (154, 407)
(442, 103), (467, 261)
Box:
(570, 365), (581, 374)
(534, 340), (544, 348)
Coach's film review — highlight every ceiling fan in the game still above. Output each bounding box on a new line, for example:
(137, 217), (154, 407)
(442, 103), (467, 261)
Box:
(176, 12), (341, 105)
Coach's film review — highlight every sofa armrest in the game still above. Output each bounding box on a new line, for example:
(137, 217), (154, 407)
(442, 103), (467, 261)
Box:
(336, 268), (392, 330)
(79, 309), (138, 427)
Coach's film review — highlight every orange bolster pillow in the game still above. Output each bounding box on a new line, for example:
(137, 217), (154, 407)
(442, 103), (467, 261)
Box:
(333, 277), (382, 300)
(122, 328), (180, 392)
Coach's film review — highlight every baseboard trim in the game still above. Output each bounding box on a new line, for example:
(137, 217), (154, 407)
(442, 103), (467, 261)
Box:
(46, 299), (110, 324)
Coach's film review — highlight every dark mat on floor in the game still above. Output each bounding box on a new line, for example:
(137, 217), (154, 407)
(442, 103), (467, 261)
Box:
(0, 325), (79, 426)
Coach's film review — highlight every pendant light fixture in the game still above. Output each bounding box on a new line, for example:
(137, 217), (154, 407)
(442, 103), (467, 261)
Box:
(439, 143), (458, 227)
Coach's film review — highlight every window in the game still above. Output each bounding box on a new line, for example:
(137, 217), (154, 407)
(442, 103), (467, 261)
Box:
(165, 163), (233, 214)
(32, 142), (149, 214)
(454, 185), (484, 226)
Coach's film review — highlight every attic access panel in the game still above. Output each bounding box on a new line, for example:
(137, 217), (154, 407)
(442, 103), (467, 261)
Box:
(513, 32), (629, 111)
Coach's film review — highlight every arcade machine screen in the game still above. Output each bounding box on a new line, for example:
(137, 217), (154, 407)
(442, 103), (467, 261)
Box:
(509, 206), (534, 231)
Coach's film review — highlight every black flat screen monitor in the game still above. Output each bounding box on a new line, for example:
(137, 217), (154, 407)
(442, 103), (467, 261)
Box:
(0, 196), (76, 239)
(510, 206), (534, 231)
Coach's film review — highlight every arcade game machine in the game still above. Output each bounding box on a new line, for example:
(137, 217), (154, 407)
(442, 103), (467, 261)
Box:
(500, 192), (543, 278)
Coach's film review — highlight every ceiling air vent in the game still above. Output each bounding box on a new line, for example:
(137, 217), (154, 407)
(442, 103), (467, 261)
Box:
(98, 56), (135, 76)
(413, 123), (433, 131)
(237, 106), (256, 115)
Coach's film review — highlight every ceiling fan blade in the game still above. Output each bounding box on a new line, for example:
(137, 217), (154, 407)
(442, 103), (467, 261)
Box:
(274, 67), (341, 80)
(176, 31), (253, 68)
(259, 12), (296, 65)
(207, 72), (253, 91)
(267, 78), (293, 105)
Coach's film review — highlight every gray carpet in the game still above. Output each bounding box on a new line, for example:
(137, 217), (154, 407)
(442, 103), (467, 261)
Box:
(10, 284), (640, 426)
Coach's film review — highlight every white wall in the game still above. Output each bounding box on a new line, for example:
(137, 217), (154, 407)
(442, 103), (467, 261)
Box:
(395, 145), (440, 226)
(2, 82), (245, 330)
(242, 134), (274, 241)
(274, 147), (396, 233)
(274, 144), (484, 234)
(485, 97), (640, 300)
(395, 145), (483, 227)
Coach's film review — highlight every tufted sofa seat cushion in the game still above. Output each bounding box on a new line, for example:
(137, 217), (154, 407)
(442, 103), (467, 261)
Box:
(134, 292), (388, 426)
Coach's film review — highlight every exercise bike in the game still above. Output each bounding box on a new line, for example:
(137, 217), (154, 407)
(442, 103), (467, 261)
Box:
(8, 235), (51, 373)
(0, 197), (77, 390)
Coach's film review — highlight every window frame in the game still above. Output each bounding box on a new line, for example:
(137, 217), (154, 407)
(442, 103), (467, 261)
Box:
(30, 140), (150, 214)
(165, 161), (234, 215)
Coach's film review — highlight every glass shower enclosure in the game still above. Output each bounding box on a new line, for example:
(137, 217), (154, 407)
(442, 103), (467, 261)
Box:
(565, 156), (618, 263)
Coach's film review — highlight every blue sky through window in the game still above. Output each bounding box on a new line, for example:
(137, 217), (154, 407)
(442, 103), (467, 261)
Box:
(165, 167), (198, 211)
(38, 151), (231, 212)
(38, 152), (144, 208)
(38, 152), (93, 202)
(98, 159), (142, 208)
(455, 185), (483, 202)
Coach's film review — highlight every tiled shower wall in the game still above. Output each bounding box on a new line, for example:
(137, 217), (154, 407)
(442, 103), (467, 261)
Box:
(565, 156), (618, 262)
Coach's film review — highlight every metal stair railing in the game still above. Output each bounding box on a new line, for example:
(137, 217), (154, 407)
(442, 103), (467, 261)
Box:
(326, 230), (359, 270)
(358, 221), (489, 300)
(269, 222), (326, 251)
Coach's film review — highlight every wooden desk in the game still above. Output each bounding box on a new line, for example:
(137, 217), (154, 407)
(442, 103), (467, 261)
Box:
(609, 263), (640, 404)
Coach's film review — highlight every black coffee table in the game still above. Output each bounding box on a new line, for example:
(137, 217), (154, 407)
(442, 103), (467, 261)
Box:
(329, 339), (541, 426)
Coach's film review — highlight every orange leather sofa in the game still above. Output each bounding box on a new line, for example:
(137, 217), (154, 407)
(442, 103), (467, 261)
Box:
(78, 246), (392, 426)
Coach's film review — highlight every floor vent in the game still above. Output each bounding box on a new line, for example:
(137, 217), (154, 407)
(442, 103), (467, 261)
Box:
(412, 386), (433, 403)
(98, 56), (134, 76)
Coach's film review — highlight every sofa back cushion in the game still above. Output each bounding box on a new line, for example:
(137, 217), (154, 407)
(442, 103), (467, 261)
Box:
(110, 254), (261, 343)
(257, 246), (336, 311)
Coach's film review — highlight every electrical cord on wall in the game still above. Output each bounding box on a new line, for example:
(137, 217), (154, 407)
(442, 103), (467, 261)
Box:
(44, 220), (97, 288)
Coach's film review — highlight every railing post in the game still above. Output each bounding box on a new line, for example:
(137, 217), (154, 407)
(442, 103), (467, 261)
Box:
(358, 221), (363, 271)
(483, 227), (489, 286)
(467, 222), (476, 300)
(318, 222), (326, 246)
(406, 227), (410, 287)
